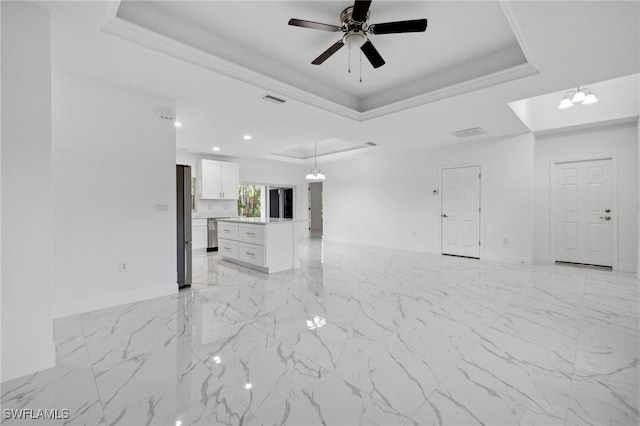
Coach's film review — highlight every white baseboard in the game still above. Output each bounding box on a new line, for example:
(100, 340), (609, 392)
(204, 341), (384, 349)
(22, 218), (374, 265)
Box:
(52, 283), (177, 319)
(1, 342), (55, 383)
(616, 263), (637, 273)
(482, 255), (532, 266)
(322, 236), (440, 254)
(323, 237), (534, 265)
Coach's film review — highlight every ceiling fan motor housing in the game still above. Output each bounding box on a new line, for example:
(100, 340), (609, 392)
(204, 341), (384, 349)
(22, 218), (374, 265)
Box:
(340, 6), (370, 27)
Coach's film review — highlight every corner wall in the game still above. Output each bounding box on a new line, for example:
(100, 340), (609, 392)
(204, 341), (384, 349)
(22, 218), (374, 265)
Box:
(1, 1), (55, 382)
(534, 122), (639, 271)
(52, 74), (177, 318)
(322, 133), (535, 264)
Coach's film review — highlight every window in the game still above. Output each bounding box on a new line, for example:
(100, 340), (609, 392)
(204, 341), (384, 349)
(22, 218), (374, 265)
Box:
(238, 184), (263, 218)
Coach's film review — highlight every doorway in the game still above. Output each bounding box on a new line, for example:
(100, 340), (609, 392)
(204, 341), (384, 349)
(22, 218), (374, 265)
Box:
(552, 158), (614, 268)
(269, 186), (294, 219)
(309, 182), (323, 237)
(441, 166), (481, 258)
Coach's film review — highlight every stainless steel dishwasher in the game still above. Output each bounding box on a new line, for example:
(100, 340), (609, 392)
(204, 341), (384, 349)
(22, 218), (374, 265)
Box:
(207, 218), (218, 252)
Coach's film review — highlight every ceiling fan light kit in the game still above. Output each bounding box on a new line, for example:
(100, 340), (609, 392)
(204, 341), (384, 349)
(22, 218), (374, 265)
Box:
(558, 86), (598, 109)
(289, 0), (428, 77)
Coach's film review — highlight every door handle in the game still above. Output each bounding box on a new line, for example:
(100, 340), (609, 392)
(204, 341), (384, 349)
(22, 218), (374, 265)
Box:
(599, 216), (611, 221)
(441, 214), (448, 218)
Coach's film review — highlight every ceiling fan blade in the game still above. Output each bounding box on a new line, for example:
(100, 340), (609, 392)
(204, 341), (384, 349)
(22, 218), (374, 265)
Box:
(351, 0), (372, 22)
(288, 18), (341, 32)
(361, 40), (385, 68)
(312, 40), (345, 65)
(370, 19), (428, 34)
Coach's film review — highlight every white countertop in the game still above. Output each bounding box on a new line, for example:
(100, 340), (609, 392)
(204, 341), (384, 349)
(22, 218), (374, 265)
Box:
(217, 217), (308, 225)
(192, 215), (240, 220)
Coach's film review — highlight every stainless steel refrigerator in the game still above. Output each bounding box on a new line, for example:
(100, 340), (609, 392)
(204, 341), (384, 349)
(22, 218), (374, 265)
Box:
(176, 165), (192, 288)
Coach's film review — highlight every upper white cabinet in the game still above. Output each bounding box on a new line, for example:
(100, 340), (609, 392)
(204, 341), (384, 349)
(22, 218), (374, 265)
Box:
(221, 162), (239, 200)
(198, 159), (239, 200)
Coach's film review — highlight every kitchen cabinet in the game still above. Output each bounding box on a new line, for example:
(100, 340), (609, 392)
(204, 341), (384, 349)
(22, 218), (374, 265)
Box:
(192, 218), (207, 250)
(217, 218), (306, 273)
(198, 159), (239, 200)
(221, 162), (239, 200)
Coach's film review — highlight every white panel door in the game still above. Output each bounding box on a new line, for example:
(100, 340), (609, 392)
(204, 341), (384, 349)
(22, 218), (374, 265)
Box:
(441, 166), (481, 258)
(553, 159), (612, 267)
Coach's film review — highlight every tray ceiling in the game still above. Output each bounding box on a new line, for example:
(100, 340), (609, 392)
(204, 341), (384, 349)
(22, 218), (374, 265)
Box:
(110, 1), (537, 120)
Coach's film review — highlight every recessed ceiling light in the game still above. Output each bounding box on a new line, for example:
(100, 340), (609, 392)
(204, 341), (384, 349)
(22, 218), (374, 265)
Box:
(245, 383), (253, 390)
(243, 135), (252, 140)
(174, 122), (182, 127)
(212, 147), (221, 152)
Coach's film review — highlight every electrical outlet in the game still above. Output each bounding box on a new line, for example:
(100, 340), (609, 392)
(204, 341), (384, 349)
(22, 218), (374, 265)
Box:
(119, 262), (128, 272)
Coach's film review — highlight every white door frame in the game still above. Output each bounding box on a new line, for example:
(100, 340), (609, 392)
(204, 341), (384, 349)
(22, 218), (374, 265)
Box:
(308, 181), (323, 237)
(266, 184), (296, 219)
(439, 164), (483, 258)
(550, 155), (618, 269)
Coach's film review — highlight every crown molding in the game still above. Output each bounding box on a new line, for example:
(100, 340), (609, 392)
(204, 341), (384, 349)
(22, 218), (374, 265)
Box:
(102, 10), (538, 123)
(102, 17), (363, 121)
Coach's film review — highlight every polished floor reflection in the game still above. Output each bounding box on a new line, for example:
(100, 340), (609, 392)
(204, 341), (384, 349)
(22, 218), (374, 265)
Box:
(2, 239), (639, 425)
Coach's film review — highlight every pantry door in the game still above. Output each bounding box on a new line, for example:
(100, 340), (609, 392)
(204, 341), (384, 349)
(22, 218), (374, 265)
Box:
(552, 159), (613, 267)
(441, 166), (481, 258)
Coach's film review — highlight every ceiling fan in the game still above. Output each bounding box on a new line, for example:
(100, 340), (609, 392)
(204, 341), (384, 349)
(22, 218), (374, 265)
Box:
(288, 0), (428, 69)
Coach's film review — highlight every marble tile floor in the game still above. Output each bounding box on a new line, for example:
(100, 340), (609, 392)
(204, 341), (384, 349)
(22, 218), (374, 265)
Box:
(1, 239), (639, 425)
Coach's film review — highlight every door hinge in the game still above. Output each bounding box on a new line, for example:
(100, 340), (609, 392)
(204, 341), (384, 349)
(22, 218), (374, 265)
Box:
(479, 241), (481, 246)
(479, 207), (481, 212)
(479, 173), (481, 178)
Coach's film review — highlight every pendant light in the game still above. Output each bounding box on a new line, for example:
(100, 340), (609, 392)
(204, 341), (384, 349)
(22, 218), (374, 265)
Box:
(558, 86), (598, 109)
(305, 143), (326, 180)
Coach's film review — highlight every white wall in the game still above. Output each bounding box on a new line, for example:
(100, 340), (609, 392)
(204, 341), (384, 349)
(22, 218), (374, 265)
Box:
(534, 122), (638, 271)
(52, 74), (177, 318)
(1, 1), (55, 382)
(176, 152), (308, 221)
(322, 134), (535, 264)
(1, 0), (3, 383)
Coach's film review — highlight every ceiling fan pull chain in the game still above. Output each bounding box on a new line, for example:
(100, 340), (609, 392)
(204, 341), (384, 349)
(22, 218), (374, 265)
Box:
(348, 40), (351, 73)
(359, 50), (363, 83)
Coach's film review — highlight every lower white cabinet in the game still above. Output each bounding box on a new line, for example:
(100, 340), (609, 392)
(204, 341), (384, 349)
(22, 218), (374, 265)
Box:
(218, 222), (239, 241)
(218, 238), (238, 259)
(238, 242), (266, 267)
(192, 218), (207, 250)
(217, 219), (300, 273)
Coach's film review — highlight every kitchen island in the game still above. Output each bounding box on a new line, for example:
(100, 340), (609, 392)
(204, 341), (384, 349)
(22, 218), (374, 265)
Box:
(216, 217), (307, 273)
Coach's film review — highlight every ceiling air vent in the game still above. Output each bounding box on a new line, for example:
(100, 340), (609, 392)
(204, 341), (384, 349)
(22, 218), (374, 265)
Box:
(450, 127), (486, 138)
(262, 94), (287, 105)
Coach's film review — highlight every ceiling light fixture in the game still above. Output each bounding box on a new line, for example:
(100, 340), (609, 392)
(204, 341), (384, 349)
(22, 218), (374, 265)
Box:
(305, 142), (326, 181)
(558, 86), (598, 109)
(174, 122), (182, 127)
(243, 135), (252, 140)
(212, 147), (221, 152)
